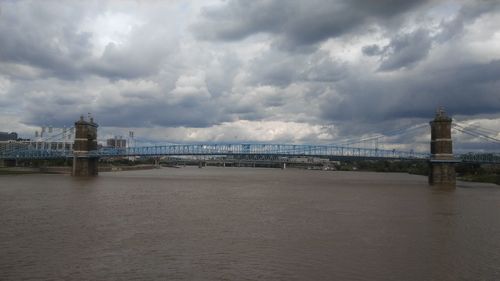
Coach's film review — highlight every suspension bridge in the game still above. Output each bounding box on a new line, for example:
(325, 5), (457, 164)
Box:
(1, 118), (498, 163)
(1, 109), (500, 188)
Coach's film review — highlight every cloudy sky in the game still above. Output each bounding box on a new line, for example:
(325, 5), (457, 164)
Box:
(1, 0), (499, 152)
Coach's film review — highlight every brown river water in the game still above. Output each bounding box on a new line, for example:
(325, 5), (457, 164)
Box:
(1, 167), (499, 280)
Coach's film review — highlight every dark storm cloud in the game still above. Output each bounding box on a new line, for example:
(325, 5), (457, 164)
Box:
(205, 52), (242, 97)
(362, 1), (500, 72)
(0, 2), (173, 81)
(0, 2), (93, 80)
(93, 101), (228, 128)
(20, 103), (226, 129)
(436, 0), (500, 42)
(248, 49), (346, 87)
(248, 50), (300, 87)
(303, 51), (347, 82)
(193, 0), (428, 48)
(321, 59), (500, 125)
(18, 84), (232, 129)
(85, 41), (171, 80)
(362, 45), (382, 56)
(377, 29), (433, 71)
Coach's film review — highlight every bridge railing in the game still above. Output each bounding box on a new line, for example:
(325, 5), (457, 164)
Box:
(0, 148), (73, 159)
(458, 153), (500, 164)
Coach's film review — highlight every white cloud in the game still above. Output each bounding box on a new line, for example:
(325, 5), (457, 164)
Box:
(80, 11), (144, 56)
(105, 120), (338, 145)
(169, 71), (211, 105)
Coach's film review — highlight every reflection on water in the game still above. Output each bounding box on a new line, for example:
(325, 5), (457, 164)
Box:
(1, 168), (499, 280)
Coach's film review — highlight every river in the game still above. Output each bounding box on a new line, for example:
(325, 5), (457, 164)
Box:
(1, 167), (499, 280)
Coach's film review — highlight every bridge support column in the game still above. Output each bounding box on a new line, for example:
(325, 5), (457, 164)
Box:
(429, 108), (456, 189)
(72, 116), (99, 177)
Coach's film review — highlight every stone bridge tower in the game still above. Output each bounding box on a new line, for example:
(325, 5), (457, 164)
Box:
(429, 107), (456, 189)
(72, 115), (98, 176)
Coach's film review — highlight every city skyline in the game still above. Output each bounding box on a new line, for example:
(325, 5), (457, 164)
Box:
(0, 0), (499, 151)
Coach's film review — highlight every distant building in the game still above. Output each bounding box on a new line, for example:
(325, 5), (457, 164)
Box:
(0, 132), (18, 141)
(106, 137), (126, 148)
(1, 126), (76, 153)
(29, 126), (74, 151)
(0, 140), (28, 152)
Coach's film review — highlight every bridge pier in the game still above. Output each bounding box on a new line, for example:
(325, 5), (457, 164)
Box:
(153, 157), (160, 168)
(429, 108), (456, 189)
(72, 116), (99, 177)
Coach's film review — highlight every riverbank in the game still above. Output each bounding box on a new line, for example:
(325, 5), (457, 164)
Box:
(0, 165), (158, 175)
(0, 167), (40, 175)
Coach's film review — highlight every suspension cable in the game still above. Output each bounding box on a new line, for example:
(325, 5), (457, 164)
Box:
(452, 124), (500, 144)
(35, 127), (74, 143)
(331, 123), (428, 146)
(453, 120), (500, 137)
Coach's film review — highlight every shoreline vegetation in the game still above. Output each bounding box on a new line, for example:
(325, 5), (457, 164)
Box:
(1, 159), (498, 186)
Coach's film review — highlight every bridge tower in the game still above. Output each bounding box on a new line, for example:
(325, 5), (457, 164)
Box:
(72, 115), (98, 176)
(429, 107), (456, 189)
